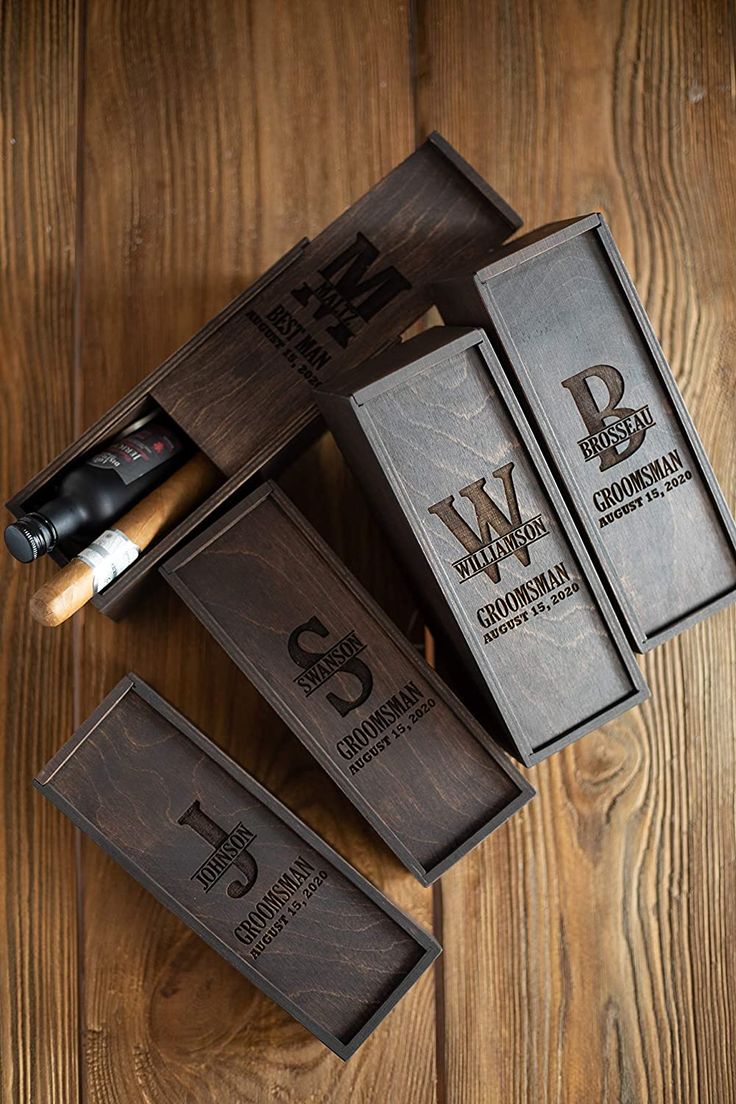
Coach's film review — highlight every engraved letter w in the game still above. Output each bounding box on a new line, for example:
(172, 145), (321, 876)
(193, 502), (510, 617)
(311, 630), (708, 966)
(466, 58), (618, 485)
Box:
(428, 464), (529, 584)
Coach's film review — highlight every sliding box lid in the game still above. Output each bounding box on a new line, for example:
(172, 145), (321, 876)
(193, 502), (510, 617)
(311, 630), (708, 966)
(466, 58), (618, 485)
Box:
(150, 132), (522, 476)
(316, 328), (649, 766)
(434, 214), (736, 650)
(34, 675), (439, 1060)
(160, 483), (534, 884)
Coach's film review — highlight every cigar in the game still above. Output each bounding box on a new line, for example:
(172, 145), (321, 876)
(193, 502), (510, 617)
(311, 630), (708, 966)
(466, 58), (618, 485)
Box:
(30, 452), (219, 627)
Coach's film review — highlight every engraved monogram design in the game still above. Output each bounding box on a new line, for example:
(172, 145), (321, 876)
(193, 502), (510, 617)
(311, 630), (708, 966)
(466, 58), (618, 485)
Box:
(288, 616), (373, 717)
(291, 232), (411, 349)
(178, 800), (258, 899)
(561, 364), (655, 471)
(428, 463), (549, 586)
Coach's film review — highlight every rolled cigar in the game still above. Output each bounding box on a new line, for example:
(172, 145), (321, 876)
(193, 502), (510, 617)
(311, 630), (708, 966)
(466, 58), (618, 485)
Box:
(30, 451), (219, 627)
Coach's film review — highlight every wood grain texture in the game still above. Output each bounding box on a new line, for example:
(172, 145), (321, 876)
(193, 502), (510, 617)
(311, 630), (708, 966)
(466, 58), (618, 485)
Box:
(35, 676), (440, 1060)
(0, 2), (80, 1102)
(415, 0), (736, 1101)
(317, 327), (648, 764)
(75, 2), (437, 1102)
(4, 0), (735, 1101)
(148, 132), (519, 477)
(6, 123), (520, 630)
(162, 481), (531, 883)
(436, 215), (736, 651)
(6, 125), (520, 620)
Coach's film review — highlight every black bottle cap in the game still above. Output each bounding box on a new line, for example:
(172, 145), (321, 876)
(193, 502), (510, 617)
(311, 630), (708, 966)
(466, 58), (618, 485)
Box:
(4, 515), (55, 562)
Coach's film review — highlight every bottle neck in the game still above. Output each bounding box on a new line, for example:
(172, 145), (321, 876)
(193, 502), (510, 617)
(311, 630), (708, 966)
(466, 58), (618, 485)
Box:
(37, 493), (90, 549)
(5, 494), (93, 562)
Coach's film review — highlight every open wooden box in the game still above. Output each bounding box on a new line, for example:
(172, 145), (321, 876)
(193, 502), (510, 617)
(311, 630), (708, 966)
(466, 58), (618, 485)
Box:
(6, 133), (521, 619)
(35, 676), (441, 1059)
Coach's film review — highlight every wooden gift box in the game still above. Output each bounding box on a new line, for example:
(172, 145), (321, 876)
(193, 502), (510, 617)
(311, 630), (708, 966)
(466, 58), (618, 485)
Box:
(316, 327), (649, 766)
(160, 482), (534, 884)
(35, 675), (440, 1060)
(434, 214), (736, 651)
(5, 132), (521, 620)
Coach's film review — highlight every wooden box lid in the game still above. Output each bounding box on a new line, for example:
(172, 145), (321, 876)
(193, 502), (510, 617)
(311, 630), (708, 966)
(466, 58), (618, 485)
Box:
(161, 483), (534, 883)
(316, 328), (649, 766)
(434, 215), (736, 650)
(34, 675), (440, 1060)
(4, 134), (521, 622)
(149, 133), (521, 476)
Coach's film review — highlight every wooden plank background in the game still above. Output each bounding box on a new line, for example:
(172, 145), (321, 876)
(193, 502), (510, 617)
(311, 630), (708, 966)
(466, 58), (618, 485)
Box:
(1, 1), (734, 1101)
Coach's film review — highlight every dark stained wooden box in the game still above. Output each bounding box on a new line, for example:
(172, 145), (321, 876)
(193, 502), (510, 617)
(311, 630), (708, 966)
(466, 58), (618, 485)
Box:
(161, 482), (534, 883)
(6, 133), (521, 619)
(434, 214), (736, 651)
(34, 675), (440, 1060)
(316, 327), (649, 766)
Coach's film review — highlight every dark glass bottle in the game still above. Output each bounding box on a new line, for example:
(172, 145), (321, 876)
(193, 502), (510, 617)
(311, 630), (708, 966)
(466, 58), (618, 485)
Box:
(5, 422), (186, 562)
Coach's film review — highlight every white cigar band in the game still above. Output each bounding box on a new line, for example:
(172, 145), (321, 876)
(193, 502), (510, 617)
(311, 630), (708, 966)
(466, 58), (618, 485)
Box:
(76, 529), (140, 593)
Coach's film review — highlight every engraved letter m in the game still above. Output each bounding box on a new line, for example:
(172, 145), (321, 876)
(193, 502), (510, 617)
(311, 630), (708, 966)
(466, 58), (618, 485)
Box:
(292, 232), (410, 348)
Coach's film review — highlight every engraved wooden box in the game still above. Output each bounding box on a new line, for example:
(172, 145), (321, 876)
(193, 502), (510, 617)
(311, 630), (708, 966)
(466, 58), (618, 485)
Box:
(316, 327), (649, 766)
(161, 482), (534, 883)
(6, 133), (521, 619)
(434, 214), (736, 651)
(34, 675), (440, 1060)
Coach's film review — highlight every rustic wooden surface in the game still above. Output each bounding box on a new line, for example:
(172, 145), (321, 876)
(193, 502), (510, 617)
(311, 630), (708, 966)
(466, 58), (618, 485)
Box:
(1, 1), (734, 1102)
